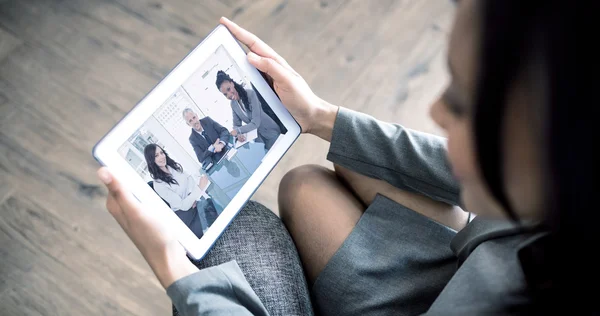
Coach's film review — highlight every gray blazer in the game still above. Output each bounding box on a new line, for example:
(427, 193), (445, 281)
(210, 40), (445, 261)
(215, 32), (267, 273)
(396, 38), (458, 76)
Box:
(231, 88), (280, 141)
(166, 107), (545, 315)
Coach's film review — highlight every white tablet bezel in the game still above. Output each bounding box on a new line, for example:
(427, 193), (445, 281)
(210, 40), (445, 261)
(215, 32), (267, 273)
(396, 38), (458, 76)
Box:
(93, 24), (301, 260)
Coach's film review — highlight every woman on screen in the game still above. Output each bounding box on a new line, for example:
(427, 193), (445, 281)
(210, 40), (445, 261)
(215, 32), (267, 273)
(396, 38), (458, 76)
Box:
(143, 144), (219, 238)
(216, 70), (281, 150)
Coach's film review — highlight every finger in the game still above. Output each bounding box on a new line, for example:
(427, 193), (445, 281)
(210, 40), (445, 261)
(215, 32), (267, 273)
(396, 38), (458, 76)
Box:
(247, 52), (290, 83)
(106, 193), (127, 227)
(97, 167), (138, 211)
(220, 17), (290, 68)
(98, 168), (126, 226)
(259, 70), (276, 91)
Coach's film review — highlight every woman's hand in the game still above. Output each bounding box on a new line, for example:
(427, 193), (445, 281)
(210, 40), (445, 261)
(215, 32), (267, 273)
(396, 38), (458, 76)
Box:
(198, 174), (209, 190)
(220, 17), (339, 141)
(237, 134), (247, 142)
(97, 167), (198, 289)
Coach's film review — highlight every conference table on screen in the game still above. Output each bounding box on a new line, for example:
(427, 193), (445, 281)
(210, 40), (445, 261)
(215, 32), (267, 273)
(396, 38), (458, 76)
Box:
(201, 135), (266, 213)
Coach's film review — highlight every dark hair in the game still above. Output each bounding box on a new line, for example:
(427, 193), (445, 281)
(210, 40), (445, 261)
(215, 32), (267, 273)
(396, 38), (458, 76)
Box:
(216, 70), (250, 112)
(474, 0), (585, 309)
(144, 143), (183, 186)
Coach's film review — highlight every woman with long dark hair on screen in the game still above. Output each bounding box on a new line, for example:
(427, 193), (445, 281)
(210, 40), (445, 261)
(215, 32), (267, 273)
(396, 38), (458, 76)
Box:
(215, 70), (281, 150)
(143, 144), (218, 239)
(99, 1), (592, 314)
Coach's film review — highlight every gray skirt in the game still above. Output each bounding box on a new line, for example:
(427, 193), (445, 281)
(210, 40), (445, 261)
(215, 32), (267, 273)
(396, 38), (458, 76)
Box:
(312, 194), (458, 316)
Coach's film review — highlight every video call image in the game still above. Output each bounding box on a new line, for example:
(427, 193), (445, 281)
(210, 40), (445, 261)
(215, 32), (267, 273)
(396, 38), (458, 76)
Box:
(118, 45), (287, 239)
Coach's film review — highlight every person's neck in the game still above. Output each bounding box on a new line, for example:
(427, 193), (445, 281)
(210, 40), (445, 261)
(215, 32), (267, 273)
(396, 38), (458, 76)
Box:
(194, 125), (204, 133)
(159, 165), (169, 173)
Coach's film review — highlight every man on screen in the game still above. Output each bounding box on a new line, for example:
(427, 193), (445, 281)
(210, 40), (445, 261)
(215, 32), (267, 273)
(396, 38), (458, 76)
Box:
(183, 108), (230, 167)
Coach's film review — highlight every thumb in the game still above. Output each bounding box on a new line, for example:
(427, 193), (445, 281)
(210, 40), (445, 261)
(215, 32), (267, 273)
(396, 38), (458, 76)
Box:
(247, 52), (289, 83)
(97, 167), (125, 200)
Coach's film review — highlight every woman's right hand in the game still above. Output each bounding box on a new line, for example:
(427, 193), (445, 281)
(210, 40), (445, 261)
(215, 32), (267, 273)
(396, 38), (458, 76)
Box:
(220, 17), (339, 141)
(198, 175), (209, 190)
(97, 167), (198, 289)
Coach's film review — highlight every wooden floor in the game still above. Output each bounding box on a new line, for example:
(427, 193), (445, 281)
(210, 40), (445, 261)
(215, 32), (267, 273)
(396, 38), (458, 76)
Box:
(0, 0), (454, 314)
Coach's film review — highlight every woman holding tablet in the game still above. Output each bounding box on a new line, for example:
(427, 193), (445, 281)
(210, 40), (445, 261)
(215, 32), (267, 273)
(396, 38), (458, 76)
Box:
(98, 1), (586, 314)
(215, 70), (281, 150)
(144, 144), (217, 238)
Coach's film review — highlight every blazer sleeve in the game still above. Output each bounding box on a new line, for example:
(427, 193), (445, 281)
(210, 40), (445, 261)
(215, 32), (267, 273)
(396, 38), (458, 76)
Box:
(167, 260), (269, 316)
(236, 89), (262, 134)
(154, 181), (200, 211)
(327, 107), (461, 206)
(190, 133), (213, 164)
(209, 116), (231, 143)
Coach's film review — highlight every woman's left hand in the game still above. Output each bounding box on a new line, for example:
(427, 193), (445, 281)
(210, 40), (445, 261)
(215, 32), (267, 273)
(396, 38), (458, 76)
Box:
(221, 17), (338, 140)
(97, 167), (199, 288)
(230, 129), (238, 136)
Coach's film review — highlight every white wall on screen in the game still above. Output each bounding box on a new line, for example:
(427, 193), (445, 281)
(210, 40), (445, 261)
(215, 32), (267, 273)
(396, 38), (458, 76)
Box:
(119, 45), (252, 183)
(154, 87), (207, 164)
(143, 116), (201, 178)
(182, 45), (250, 132)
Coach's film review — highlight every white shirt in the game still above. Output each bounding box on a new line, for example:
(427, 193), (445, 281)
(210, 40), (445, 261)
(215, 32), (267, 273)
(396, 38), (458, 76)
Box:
(153, 166), (208, 211)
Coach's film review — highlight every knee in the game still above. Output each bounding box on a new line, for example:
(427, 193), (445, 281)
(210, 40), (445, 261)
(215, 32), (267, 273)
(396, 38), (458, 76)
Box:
(279, 164), (331, 198)
(278, 164), (332, 221)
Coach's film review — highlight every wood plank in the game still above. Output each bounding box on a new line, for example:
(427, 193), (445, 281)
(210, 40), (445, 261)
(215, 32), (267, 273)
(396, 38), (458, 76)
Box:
(0, 168), (16, 205)
(252, 0), (454, 211)
(0, 195), (168, 315)
(0, 123), (163, 281)
(0, 26), (22, 62)
(228, 0), (349, 63)
(0, 116), (169, 314)
(0, 89), (16, 127)
(0, 26), (20, 124)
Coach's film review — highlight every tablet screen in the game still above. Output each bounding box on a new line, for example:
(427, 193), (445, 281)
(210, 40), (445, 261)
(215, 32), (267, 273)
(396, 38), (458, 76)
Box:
(117, 44), (288, 239)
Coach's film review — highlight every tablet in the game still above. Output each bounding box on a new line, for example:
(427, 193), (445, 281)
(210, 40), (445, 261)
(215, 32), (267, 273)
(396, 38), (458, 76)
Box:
(93, 24), (301, 260)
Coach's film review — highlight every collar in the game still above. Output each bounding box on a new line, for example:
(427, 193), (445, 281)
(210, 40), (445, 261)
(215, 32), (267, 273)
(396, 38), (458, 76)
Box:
(452, 217), (555, 300)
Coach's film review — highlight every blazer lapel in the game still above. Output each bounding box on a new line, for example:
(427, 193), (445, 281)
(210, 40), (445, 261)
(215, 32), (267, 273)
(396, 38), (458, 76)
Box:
(192, 129), (210, 149)
(234, 101), (250, 123)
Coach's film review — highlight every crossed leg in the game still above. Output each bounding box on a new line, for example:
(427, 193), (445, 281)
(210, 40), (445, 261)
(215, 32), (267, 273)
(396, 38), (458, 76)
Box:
(333, 165), (468, 232)
(278, 164), (468, 285)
